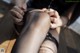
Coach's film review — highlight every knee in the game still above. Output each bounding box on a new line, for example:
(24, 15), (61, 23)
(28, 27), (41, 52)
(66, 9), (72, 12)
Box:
(24, 10), (51, 29)
(28, 10), (50, 24)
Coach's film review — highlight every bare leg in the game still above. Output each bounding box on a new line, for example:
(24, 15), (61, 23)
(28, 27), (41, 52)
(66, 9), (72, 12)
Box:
(39, 39), (57, 53)
(12, 11), (50, 53)
(39, 27), (60, 53)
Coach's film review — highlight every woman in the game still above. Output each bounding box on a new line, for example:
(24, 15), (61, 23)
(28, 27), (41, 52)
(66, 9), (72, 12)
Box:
(10, 0), (78, 53)
(11, 8), (61, 53)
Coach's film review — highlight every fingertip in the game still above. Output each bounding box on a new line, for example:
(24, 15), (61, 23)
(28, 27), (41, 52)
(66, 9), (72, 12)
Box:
(49, 9), (54, 12)
(54, 11), (59, 16)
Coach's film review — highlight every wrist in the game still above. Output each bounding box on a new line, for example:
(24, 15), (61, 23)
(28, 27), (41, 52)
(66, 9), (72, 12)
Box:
(61, 16), (68, 27)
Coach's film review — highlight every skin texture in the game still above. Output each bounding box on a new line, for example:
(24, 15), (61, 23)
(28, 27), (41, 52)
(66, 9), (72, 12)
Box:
(48, 9), (62, 29)
(11, 9), (62, 53)
(39, 39), (57, 53)
(10, 0), (27, 25)
(38, 5), (76, 52)
(10, 0), (76, 53)
(12, 11), (51, 53)
(11, 7), (62, 53)
(39, 9), (61, 53)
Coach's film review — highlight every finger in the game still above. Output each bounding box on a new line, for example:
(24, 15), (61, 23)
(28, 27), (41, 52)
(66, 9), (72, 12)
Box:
(49, 9), (55, 12)
(42, 8), (47, 11)
(13, 6), (24, 15)
(51, 17), (62, 27)
(11, 9), (23, 19)
(50, 17), (57, 23)
(50, 17), (54, 23)
(42, 8), (49, 13)
(49, 12), (55, 17)
(13, 16), (22, 23)
(54, 11), (60, 18)
(48, 9), (55, 17)
(53, 18), (57, 23)
(50, 23), (58, 29)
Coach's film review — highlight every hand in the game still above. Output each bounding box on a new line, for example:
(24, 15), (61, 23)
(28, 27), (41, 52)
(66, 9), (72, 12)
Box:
(10, 6), (25, 24)
(41, 8), (61, 42)
(49, 9), (62, 29)
(42, 8), (63, 29)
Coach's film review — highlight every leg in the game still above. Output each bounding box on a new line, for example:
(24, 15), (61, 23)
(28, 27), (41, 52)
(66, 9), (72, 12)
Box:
(39, 8), (61, 53)
(12, 11), (50, 53)
(39, 39), (57, 53)
(39, 27), (60, 53)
